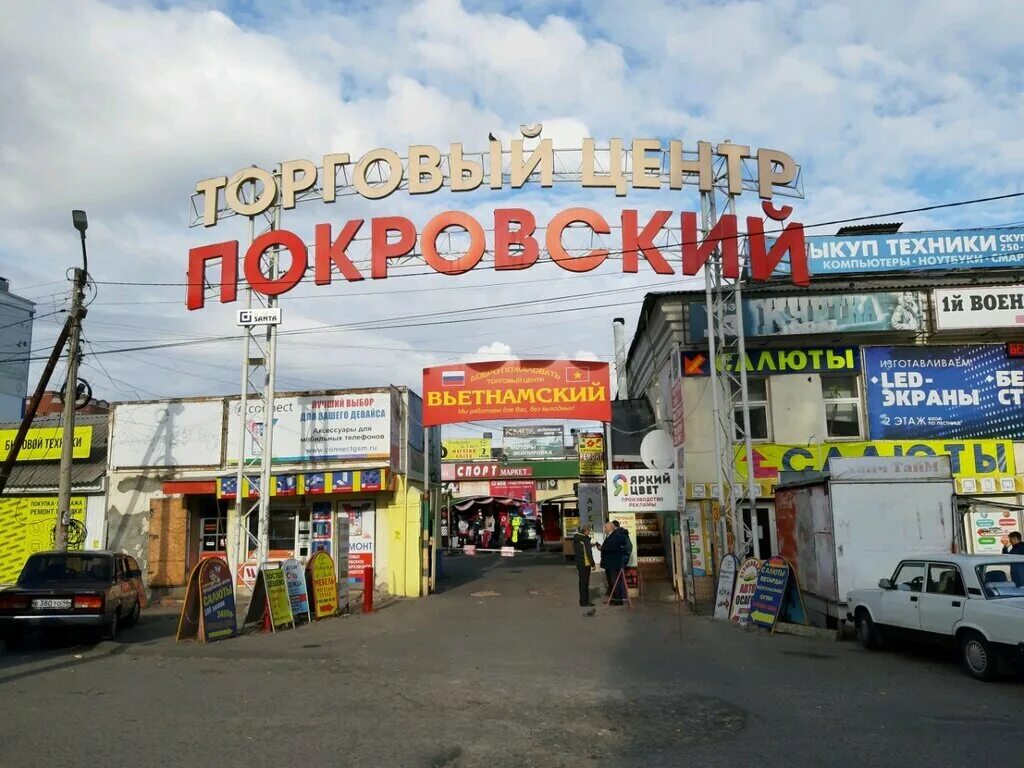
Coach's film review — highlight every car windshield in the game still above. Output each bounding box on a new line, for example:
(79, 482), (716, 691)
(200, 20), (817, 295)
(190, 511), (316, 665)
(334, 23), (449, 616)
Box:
(976, 563), (1024, 599)
(18, 554), (112, 585)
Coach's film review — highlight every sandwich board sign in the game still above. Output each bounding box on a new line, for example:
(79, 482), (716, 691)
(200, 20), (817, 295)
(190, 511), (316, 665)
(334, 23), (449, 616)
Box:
(176, 556), (237, 643)
(281, 558), (311, 622)
(305, 550), (339, 619)
(243, 565), (295, 632)
(749, 555), (807, 632)
(713, 554), (738, 620)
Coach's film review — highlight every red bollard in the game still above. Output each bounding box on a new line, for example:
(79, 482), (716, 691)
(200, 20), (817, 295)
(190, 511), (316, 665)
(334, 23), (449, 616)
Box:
(363, 566), (374, 613)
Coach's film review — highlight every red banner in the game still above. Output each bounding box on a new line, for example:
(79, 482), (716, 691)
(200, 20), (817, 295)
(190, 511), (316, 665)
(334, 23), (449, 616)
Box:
(422, 359), (611, 427)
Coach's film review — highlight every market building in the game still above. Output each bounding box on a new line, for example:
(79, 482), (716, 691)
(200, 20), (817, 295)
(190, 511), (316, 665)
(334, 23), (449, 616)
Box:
(104, 387), (430, 598)
(625, 226), (1024, 601)
(0, 414), (108, 584)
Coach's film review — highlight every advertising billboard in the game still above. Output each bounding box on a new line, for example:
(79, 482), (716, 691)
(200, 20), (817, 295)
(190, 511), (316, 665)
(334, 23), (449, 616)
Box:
(502, 426), (564, 459)
(1, 426), (93, 463)
(933, 286), (1024, 330)
(805, 227), (1024, 275)
(441, 438), (492, 461)
(226, 391), (394, 463)
(680, 347), (859, 377)
(0, 497), (86, 583)
(577, 433), (606, 478)
(110, 401), (222, 468)
(733, 440), (1014, 481)
(688, 292), (925, 342)
(864, 346), (1024, 440)
(606, 470), (678, 512)
(422, 360), (611, 427)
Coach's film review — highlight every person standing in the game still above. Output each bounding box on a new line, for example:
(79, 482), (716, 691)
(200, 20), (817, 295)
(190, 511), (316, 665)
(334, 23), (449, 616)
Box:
(601, 521), (628, 605)
(1001, 531), (1024, 585)
(573, 524), (596, 607)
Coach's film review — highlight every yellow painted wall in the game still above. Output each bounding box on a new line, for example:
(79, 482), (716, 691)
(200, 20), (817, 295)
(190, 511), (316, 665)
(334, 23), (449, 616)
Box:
(377, 475), (424, 598)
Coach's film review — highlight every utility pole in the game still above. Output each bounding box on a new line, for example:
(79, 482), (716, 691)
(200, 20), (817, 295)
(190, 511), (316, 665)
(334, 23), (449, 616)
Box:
(56, 211), (90, 551)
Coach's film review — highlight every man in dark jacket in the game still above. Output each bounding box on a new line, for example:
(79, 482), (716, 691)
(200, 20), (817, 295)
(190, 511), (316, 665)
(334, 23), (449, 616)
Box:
(601, 521), (628, 605)
(1002, 531), (1024, 585)
(572, 525), (596, 607)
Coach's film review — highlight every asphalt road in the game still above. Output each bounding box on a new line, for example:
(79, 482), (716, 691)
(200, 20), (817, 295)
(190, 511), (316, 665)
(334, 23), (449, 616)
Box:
(0, 552), (1019, 767)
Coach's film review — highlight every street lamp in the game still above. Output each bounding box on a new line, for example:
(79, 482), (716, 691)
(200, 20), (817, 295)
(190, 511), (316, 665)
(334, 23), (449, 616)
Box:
(71, 209), (88, 278)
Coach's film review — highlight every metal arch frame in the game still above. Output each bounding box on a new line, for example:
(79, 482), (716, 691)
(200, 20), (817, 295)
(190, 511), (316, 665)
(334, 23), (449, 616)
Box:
(190, 141), (806, 583)
(188, 145), (803, 228)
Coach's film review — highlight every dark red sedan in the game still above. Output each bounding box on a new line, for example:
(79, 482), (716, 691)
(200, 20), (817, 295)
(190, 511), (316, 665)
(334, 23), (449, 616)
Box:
(0, 551), (144, 649)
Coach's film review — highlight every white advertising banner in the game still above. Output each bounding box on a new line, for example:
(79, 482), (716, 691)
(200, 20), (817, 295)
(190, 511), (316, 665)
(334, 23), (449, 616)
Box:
(934, 286), (1024, 330)
(606, 469), (678, 512)
(110, 400), (224, 468)
(226, 392), (393, 463)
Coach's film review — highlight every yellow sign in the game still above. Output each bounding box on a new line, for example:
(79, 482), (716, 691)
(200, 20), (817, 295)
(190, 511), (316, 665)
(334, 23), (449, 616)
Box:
(307, 551), (338, 619)
(578, 433), (605, 478)
(0, 426), (92, 462)
(0, 497), (86, 583)
(734, 440), (1014, 481)
(263, 567), (294, 629)
(441, 438), (492, 461)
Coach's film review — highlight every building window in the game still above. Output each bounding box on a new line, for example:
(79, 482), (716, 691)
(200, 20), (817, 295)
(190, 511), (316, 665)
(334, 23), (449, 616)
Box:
(730, 377), (770, 441)
(822, 374), (863, 439)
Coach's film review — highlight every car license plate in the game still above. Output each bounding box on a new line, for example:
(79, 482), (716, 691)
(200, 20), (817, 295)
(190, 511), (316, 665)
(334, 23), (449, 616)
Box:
(32, 598), (72, 610)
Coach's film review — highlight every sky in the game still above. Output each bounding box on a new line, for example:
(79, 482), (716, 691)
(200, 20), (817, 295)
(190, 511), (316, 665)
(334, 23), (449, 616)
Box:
(1, 0), (1022, 437)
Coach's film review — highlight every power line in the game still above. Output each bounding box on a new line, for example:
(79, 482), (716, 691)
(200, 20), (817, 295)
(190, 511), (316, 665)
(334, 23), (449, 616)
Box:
(85, 191), (1024, 288)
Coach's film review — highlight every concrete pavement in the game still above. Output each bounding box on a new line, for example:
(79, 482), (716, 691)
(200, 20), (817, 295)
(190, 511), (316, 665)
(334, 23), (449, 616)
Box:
(0, 551), (1019, 767)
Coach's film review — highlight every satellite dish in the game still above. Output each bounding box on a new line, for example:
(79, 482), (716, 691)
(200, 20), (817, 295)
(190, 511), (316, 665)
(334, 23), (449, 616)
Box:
(640, 429), (675, 470)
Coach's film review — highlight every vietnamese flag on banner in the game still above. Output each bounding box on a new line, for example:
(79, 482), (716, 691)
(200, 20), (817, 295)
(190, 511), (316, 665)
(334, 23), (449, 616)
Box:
(422, 359), (612, 427)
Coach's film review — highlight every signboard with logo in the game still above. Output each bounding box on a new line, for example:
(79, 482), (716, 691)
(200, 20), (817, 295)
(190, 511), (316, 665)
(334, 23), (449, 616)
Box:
(441, 438), (492, 460)
(966, 508), (1022, 555)
(735, 440), (1014, 482)
(503, 425), (564, 459)
(864, 345), (1024, 440)
(306, 551), (338, 619)
(680, 347), (859, 377)
(422, 360), (611, 427)
(805, 227), (1024, 275)
(577, 432), (606, 478)
(729, 558), (762, 626)
(281, 558), (311, 622)
(0, 497), (86, 584)
(688, 292), (926, 342)
(340, 501), (375, 579)
(606, 470), (678, 512)
(713, 555), (739, 620)
(2, 426), (93, 463)
(440, 462), (533, 480)
(934, 286), (1024, 330)
(226, 391), (394, 463)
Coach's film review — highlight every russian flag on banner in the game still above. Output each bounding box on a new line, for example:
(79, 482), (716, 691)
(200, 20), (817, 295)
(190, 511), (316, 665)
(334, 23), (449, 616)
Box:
(441, 369), (466, 387)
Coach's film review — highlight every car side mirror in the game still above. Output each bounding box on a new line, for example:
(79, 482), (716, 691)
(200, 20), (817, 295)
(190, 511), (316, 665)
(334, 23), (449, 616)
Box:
(878, 578), (893, 590)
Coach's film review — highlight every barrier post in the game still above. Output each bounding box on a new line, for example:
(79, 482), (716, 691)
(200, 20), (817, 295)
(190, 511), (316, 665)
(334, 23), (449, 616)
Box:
(363, 566), (374, 613)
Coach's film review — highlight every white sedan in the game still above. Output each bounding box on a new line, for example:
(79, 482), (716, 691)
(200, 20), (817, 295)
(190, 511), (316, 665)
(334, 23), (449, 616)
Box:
(847, 553), (1024, 681)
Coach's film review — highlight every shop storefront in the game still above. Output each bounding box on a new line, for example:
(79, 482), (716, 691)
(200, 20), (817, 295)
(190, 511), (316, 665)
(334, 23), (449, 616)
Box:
(106, 388), (429, 598)
(0, 414), (109, 585)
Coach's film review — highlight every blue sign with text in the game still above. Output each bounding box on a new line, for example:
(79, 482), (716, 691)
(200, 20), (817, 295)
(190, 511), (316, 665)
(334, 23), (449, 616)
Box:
(806, 227), (1024, 275)
(865, 345), (1024, 440)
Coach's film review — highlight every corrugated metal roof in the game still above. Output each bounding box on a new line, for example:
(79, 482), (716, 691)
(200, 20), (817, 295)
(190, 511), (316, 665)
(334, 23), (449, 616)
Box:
(2, 414), (108, 491)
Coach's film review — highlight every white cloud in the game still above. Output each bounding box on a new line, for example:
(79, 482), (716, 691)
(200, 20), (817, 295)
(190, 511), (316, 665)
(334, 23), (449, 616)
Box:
(3, 0), (1023, 405)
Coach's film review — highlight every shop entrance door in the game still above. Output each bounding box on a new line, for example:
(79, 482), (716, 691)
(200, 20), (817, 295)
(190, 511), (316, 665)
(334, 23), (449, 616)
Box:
(742, 505), (774, 559)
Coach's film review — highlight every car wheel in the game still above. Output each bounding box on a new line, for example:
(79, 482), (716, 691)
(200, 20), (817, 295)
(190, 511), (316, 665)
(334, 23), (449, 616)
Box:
(125, 600), (141, 627)
(961, 631), (998, 681)
(856, 610), (883, 650)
